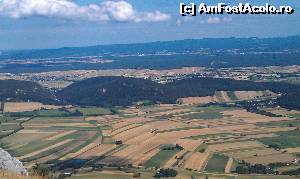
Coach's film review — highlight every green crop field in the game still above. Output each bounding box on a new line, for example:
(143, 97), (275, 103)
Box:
(72, 107), (113, 116)
(289, 114), (300, 119)
(205, 153), (229, 173)
(195, 143), (208, 153)
(158, 126), (203, 133)
(144, 149), (180, 168)
(258, 120), (300, 127)
(259, 130), (300, 149)
(181, 105), (237, 120)
(187, 133), (233, 140)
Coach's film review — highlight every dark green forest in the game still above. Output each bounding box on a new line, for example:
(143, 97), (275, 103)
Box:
(0, 80), (57, 104)
(0, 77), (299, 109)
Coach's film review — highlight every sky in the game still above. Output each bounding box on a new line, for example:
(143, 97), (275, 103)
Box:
(0, 0), (299, 50)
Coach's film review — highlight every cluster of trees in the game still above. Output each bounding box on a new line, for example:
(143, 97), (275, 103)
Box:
(235, 161), (275, 174)
(154, 168), (177, 178)
(161, 144), (183, 151)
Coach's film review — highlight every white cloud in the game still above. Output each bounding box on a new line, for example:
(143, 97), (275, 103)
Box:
(206, 17), (220, 24)
(175, 16), (193, 26)
(223, 16), (232, 22)
(0, 0), (170, 22)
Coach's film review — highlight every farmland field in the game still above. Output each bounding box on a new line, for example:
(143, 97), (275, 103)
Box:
(205, 153), (229, 173)
(144, 148), (181, 168)
(259, 130), (300, 149)
(1, 100), (300, 178)
(70, 107), (113, 116)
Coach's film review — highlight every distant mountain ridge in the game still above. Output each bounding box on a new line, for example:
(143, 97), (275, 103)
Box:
(1, 36), (300, 59)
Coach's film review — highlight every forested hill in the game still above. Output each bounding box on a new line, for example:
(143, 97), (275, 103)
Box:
(57, 76), (300, 108)
(1, 36), (300, 59)
(1, 77), (299, 109)
(0, 80), (57, 104)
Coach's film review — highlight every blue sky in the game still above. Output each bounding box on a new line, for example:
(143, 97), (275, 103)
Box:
(0, 0), (299, 50)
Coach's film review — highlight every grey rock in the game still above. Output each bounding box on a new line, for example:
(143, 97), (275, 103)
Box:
(0, 148), (28, 175)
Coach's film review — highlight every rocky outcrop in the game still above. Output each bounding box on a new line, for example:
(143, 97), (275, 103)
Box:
(0, 148), (28, 175)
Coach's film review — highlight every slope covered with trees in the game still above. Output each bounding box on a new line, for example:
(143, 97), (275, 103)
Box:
(57, 76), (300, 108)
(1, 77), (299, 109)
(0, 80), (57, 104)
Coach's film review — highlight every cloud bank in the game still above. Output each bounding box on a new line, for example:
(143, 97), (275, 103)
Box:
(0, 0), (170, 22)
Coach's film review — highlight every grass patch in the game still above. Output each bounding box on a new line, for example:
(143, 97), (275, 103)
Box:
(144, 149), (180, 168)
(0, 115), (18, 123)
(195, 143), (208, 153)
(259, 130), (300, 149)
(183, 112), (223, 120)
(289, 114), (300, 119)
(182, 105), (237, 120)
(158, 126), (203, 133)
(187, 133), (233, 140)
(205, 153), (229, 173)
(72, 107), (113, 116)
(7, 109), (81, 118)
(71, 171), (132, 179)
(0, 123), (21, 131)
(258, 120), (300, 127)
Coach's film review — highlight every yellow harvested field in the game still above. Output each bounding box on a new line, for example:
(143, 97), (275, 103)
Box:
(17, 130), (56, 134)
(60, 138), (101, 160)
(85, 115), (121, 123)
(45, 130), (76, 141)
(151, 108), (191, 116)
(235, 90), (277, 100)
(234, 91), (260, 100)
(77, 144), (116, 159)
(101, 129), (112, 136)
(285, 147), (300, 153)
(18, 139), (73, 160)
(4, 102), (61, 112)
(221, 109), (291, 124)
(111, 117), (146, 129)
(223, 146), (296, 165)
(114, 125), (152, 142)
(112, 120), (190, 144)
(266, 108), (300, 116)
(101, 133), (169, 166)
(245, 153), (296, 165)
(99, 144), (159, 166)
(111, 123), (141, 136)
(23, 122), (93, 128)
(226, 148), (279, 159)
(178, 96), (215, 105)
(175, 139), (202, 151)
(207, 141), (264, 152)
(157, 128), (222, 142)
(225, 158), (233, 173)
(184, 152), (210, 171)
